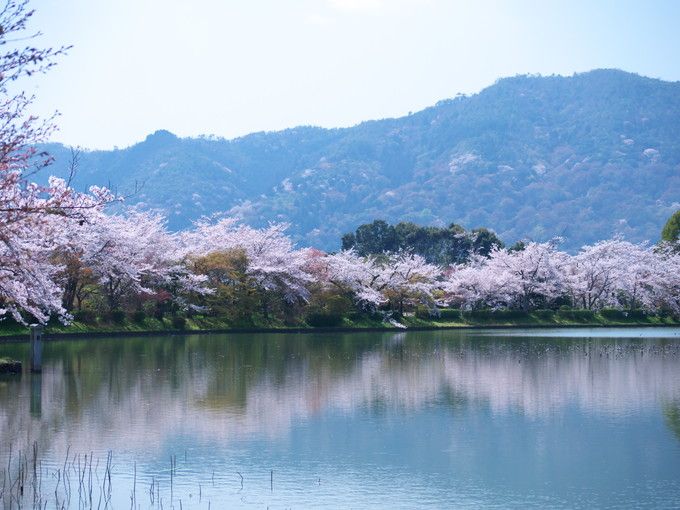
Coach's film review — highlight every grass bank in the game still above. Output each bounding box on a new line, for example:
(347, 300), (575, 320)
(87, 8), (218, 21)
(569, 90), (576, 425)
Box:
(0, 309), (678, 341)
(0, 356), (22, 372)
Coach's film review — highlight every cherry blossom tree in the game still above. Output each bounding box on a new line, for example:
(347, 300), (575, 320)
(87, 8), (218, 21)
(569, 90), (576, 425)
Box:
(565, 239), (675, 312)
(443, 255), (518, 310)
(490, 241), (567, 310)
(181, 217), (312, 307)
(0, 2), (113, 323)
(58, 208), (209, 315)
(563, 239), (624, 310)
(323, 250), (387, 308)
(444, 242), (567, 310)
(321, 250), (440, 313)
(654, 243), (680, 315)
(611, 242), (664, 311)
(81, 210), (170, 311)
(377, 252), (440, 313)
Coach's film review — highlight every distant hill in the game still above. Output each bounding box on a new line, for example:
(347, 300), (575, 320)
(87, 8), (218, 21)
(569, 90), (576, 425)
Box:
(41, 69), (680, 251)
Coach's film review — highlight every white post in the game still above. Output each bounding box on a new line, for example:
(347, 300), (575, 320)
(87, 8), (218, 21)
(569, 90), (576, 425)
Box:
(29, 324), (43, 373)
(30, 373), (42, 417)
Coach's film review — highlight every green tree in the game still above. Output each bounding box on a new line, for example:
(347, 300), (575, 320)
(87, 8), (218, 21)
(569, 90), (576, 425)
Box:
(341, 232), (356, 251)
(508, 240), (527, 252)
(353, 220), (398, 255)
(661, 210), (680, 243)
(342, 220), (504, 265)
(471, 228), (504, 257)
(191, 249), (258, 324)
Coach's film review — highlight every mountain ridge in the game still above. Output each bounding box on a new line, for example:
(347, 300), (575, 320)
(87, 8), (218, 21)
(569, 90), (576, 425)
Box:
(40, 68), (680, 251)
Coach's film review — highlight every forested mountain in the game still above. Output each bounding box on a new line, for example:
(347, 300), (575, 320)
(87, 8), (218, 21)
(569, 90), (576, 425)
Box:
(42, 69), (680, 251)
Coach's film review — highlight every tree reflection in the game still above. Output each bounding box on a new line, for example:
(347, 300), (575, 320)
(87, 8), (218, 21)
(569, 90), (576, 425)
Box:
(664, 400), (680, 442)
(0, 331), (679, 460)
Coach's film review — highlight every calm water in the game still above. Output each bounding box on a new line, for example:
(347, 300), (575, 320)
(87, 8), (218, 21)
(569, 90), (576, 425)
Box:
(1, 328), (680, 509)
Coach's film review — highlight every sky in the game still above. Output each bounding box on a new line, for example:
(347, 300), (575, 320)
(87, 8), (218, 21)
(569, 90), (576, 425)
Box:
(22, 0), (680, 149)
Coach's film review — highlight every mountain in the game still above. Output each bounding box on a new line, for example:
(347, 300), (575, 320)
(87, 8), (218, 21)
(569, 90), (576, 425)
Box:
(41, 69), (680, 251)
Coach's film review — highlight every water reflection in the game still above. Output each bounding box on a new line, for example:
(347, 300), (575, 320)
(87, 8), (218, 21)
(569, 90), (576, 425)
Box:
(2, 332), (680, 451)
(29, 372), (41, 417)
(665, 401), (680, 441)
(0, 329), (679, 508)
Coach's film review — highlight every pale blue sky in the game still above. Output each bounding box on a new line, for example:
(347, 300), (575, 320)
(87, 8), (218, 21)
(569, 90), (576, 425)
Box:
(25, 0), (680, 149)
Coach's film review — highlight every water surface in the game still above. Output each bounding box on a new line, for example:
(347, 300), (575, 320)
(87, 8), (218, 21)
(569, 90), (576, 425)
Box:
(1, 328), (679, 508)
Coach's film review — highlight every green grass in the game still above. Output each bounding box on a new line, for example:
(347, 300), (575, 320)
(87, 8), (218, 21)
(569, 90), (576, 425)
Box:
(406, 309), (678, 328)
(0, 310), (677, 339)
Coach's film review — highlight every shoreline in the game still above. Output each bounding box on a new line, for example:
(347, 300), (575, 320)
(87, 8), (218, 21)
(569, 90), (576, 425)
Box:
(1, 320), (679, 343)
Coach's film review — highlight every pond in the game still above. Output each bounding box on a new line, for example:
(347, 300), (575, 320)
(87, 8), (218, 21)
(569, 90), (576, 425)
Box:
(1, 328), (680, 509)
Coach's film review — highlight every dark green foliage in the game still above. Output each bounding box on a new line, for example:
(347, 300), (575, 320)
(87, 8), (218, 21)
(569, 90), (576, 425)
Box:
(437, 308), (464, 321)
(599, 309), (646, 320)
(341, 220), (502, 264)
(661, 210), (680, 242)
(172, 316), (187, 330)
(353, 220), (399, 254)
(341, 232), (356, 251)
(131, 310), (146, 324)
(416, 307), (463, 321)
(416, 305), (442, 319)
(470, 228), (503, 257)
(73, 309), (97, 324)
(189, 249), (263, 324)
(325, 295), (353, 316)
(466, 310), (529, 321)
(40, 69), (680, 252)
(533, 310), (556, 320)
(305, 293), (352, 328)
(508, 241), (526, 252)
(306, 312), (344, 328)
(108, 309), (126, 324)
(416, 306), (463, 322)
(415, 305), (430, 319)
(153, 306), (165, 321)
(556, 309), (596, 321)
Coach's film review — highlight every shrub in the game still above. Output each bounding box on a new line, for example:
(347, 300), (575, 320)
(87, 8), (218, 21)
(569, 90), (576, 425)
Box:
(73, 309), (97, 324)
(347, 311), (365, 322)
(131, 310), (146, 324)
(467, 309), (527, 321)
(108, 309), (126, 324)
(306, 312), (343, 328)
(46, 316), (63, 327)
(599, 308), (646, 320)
(325, 295), (353, 316)
(415, 306), (443, 319)
(172, 316), (187, 330)
(657, 307), (678, 319)
(230, 317), (255, 328)
(438, 308), (463, 321)
(533, 310), (555, 320)
(627, 309), (647, 320)
(556, 309), (595, 321)
(415, 305), (426, 319)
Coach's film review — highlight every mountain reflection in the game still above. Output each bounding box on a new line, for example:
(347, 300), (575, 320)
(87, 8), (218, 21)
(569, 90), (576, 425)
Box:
(1, 330), (680, 457)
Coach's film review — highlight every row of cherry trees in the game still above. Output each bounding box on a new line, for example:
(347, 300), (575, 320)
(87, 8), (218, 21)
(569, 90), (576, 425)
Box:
(1, 2), (678, 326)
(320, 237), (680, 316)
(3, 199), (679, 325)
(443, 239), (680, 314)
